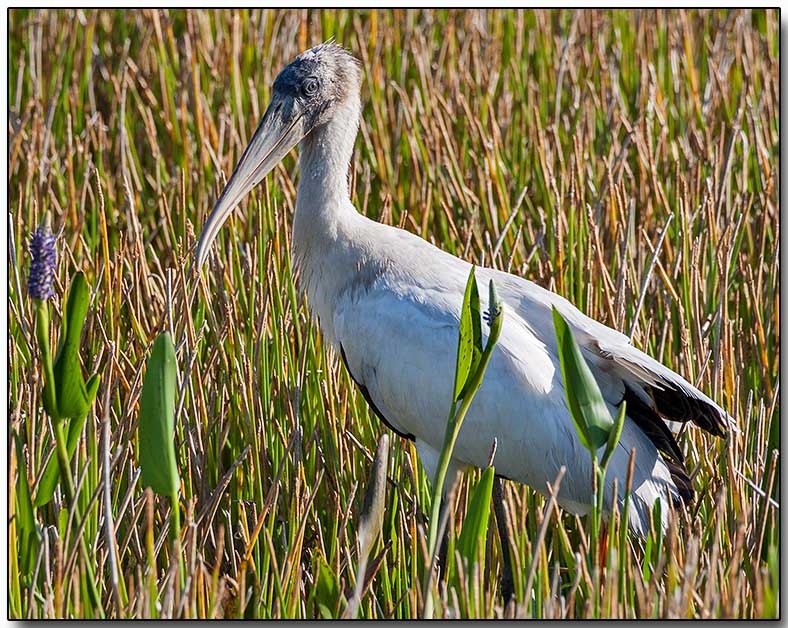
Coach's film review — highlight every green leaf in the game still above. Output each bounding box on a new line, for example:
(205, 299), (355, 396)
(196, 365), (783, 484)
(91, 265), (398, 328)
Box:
(457, 466), (495, 570)
(314, 555), (342, 619)
(651, 497), (663, 551)
(552, 307), (613, 453)
(469, 271), (483, 357)
(462, 279), (505, 399)
(13, 433), (40, 579)
(601, 400), (627, 470)
(51, 272), (94, 419)
(138, 332), (180, 496)
(453, 266), (481, 402)
(34, 412), (89, 507)
(643, 531), (653, 582)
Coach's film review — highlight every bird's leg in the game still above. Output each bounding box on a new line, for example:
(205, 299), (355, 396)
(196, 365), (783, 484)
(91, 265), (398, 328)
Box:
(493, 476), (516, 609)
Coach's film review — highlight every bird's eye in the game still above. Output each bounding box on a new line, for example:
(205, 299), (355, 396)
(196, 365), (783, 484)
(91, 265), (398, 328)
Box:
(303, 78), (319, 96)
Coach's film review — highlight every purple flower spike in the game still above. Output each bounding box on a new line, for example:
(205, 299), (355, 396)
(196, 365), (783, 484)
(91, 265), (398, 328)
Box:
(28, 216), (58, 301)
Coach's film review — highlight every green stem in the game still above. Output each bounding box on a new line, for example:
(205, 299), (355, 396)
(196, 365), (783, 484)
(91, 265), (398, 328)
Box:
(592, 461), (606, 619)
(145, 492), (158, 619)
(425, 401), (457, 565)
(588, 456), (598, 618)
(422, 393), (476, 619)
(170, 491), (185, 592)
(424, 320), (502, 578)
(35, 302), (58, 416)
(54, 420), (105, 619)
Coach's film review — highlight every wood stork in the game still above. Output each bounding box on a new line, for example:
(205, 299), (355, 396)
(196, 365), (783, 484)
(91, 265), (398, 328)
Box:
(196, 43), (731, 550)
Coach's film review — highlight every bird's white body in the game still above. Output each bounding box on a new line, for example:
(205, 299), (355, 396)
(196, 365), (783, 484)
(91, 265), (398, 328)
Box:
(198, 43), (730, 538)
(295, 190), (675, 535)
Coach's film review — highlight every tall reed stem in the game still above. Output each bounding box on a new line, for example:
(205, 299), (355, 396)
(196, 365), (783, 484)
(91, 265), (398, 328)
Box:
(54, 420), (105, 618)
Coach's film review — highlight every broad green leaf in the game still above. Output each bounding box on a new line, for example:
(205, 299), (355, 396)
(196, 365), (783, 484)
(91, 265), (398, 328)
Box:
(314, 555), (342, 619)
(34, 412), (89, 507)
(51, 272), (96, 419)
(138, 333), (180, 496)
(552, 307), (613, 453)
(453, 266), (480, 402)
(457, 466), (495, 570)
(13, 433), (40, 578)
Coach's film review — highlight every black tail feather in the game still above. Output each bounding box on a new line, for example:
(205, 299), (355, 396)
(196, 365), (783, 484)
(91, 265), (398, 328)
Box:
(623, 386), (685, 464)
(651, 385), (727, 438)
(622, 385), (694, 505)
(664, 459), (694, 505)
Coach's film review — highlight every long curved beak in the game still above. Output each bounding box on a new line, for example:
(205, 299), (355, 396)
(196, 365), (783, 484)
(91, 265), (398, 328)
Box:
(195, 93), (305, 268)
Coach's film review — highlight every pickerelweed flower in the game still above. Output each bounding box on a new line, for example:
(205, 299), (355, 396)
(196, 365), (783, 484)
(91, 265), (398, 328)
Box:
(28, 215), (57, 301)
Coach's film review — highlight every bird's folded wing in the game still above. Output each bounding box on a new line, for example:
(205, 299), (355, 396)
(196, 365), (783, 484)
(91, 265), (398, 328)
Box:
(332, 285), (462, 446)
(488, 269), (736, 437)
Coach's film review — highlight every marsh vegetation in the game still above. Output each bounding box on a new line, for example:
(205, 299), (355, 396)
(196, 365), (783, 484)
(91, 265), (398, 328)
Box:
(8, 9), (779, 618)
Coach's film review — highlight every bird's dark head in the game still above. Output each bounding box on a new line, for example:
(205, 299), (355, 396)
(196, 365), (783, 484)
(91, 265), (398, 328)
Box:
(273, 43), (362, 129)
(195, 43), (362, 268)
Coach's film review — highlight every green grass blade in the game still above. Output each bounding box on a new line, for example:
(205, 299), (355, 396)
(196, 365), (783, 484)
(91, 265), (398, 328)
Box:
(456, 466), (495, 571)
(13, 432), (40, 579)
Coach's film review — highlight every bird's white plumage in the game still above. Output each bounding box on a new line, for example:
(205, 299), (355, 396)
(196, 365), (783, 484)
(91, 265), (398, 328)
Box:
(328, 216), (678, 535)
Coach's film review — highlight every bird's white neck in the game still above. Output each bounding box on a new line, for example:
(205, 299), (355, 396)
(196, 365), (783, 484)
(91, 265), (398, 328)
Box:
(295, 95), (361, 220)
(292, 95), (364, 342)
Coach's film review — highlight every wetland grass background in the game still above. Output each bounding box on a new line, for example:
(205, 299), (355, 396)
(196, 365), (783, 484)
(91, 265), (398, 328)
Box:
(7, 9), (780, 618)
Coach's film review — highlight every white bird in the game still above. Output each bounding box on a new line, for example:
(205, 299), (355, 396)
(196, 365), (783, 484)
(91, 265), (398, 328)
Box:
(196, 43), (731, 540)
